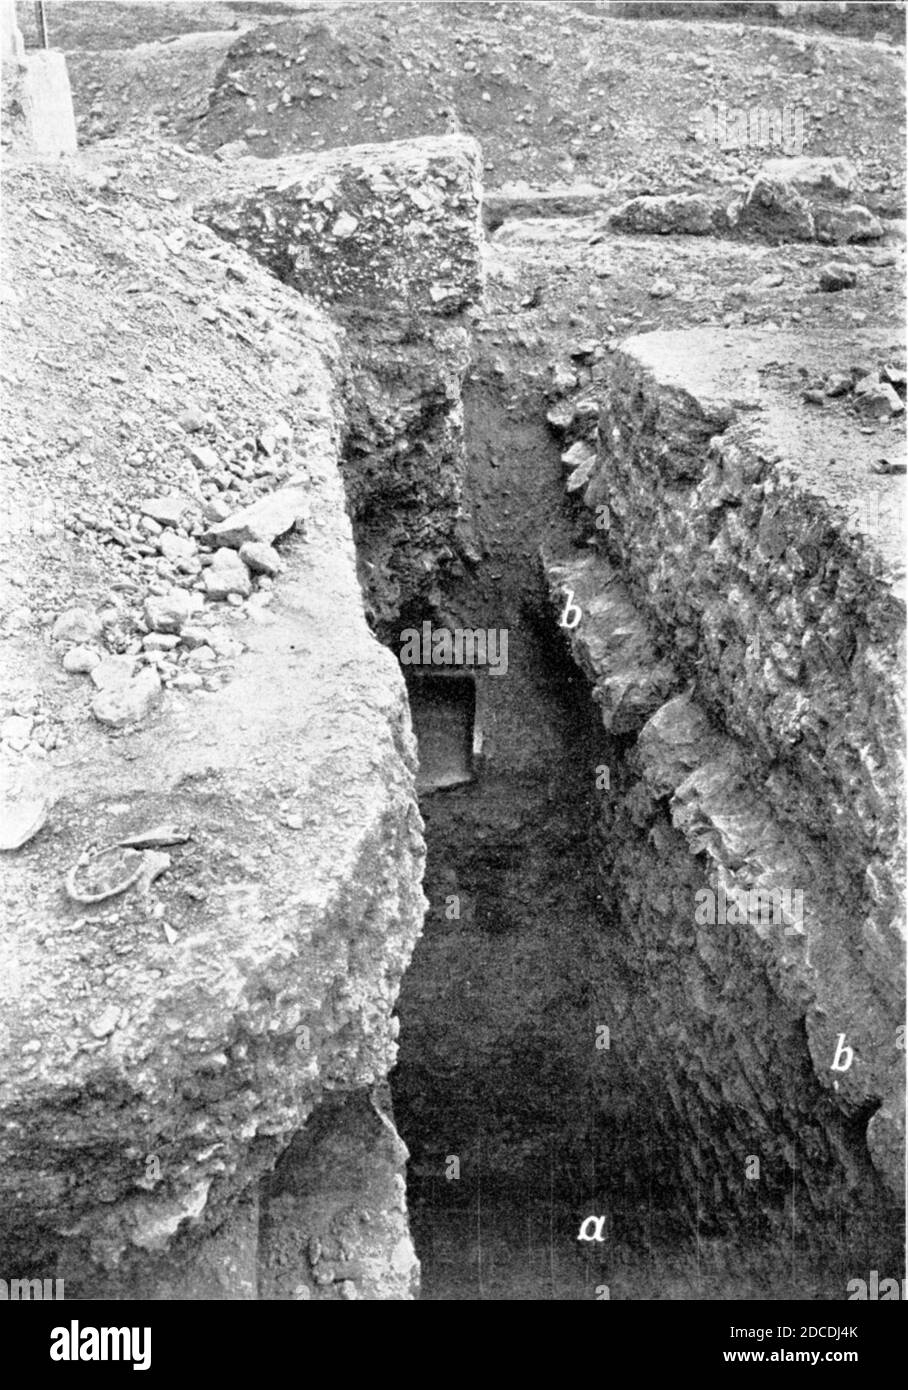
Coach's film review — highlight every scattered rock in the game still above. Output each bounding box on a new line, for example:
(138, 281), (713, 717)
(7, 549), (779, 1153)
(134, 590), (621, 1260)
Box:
(818, 262), (857, 292)
(815, 205), (884, 245)
(201, 487), (309, 549)
(186, 644), (217, 665)
(91, 668), (162, 728)
(239, 541), (283, 577)
(561, 440), (597, 473)
(87, 1006), (122, 1039)
(737, 172), (815, 243)
(550, 363), (578, 394)
(331, 211), (359, 238)
(178, 626), (211, 650)
(90, 656), (140, 690)
(177, 407), (207, 434)
(159, 531), (197, 566)
(759, 156), (857, 203)
(649, 277), (675, 299)
(141, 496), (192, 529)
(546, 401), (576, 431)
(144, 590), (192, 634)
(172, 672), (204, 691)
(854, 376), (905, 419)
(203, 550), (252, 600)
(1, 715), (33, 750)
(62, 645), (101, 674)
(0, 794), (49, 852)
(52, 607), (102, 645)
(202, 497), (231, 524)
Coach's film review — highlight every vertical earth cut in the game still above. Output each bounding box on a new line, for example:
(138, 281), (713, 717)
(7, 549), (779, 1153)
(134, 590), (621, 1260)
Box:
(543, 322), (904, 1272)
(0, 133), (494, 1298)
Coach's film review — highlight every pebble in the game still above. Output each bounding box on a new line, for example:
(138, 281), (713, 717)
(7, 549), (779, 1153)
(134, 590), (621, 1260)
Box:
(201, 487), (310, 549)
(52, 607), (102, 645)
(159, 531), (197, 565)
(331, 212), (359, 238)
(172, 672), (204, 691)
(88, 1005), (122, 1039)
(1, 715), (32, 750)
(142, 496), (191, 529)
(91, 668), (162, 728)
(204, 550), (252, 600)
(144, 590), (192, 634)
(186, 645), (217, 666)
(854, 377), (904, 418)
(178, 626), (211, 650)
(0, 793), (49, 850)
(202, 497), (231, 524)
(62, 645), (101, 674)
(818, 262), (857, 291)
(91, 656), (140, 690)
(239, 541), (282, 577)
(177, 407), (208, 434)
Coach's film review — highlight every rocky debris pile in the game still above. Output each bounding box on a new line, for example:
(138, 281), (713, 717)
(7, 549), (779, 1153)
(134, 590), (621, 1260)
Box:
(199, 134), (484, 317)
(607, 157), (890, 246)
(736, 155), (884, 244)
(800, 359), (906, 419)
(0, 142), (348, 762)
(7, 426), (311, 748)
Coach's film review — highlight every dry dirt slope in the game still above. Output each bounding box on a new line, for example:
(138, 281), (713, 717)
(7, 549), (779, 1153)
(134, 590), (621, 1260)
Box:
(32, 0), (906, 225)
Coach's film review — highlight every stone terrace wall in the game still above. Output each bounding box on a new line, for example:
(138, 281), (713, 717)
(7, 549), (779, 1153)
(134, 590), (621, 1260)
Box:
(543, 322), (905, 1272)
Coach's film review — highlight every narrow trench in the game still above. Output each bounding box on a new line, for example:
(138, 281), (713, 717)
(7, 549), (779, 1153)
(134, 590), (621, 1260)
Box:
(371, 369), (900, 1301)
(382, 370), (639, 1299)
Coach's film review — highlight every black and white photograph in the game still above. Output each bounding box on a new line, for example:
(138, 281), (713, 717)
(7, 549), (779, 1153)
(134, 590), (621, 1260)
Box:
(0, 0), (905, 1344)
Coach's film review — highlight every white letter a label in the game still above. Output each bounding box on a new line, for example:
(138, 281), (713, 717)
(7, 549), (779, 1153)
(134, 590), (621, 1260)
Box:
(578, 1215), (606, 1242)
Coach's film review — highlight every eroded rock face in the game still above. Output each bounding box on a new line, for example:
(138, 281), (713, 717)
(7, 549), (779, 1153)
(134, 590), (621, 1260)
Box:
(197, 135), (485, 628)
(736, 157), (883, 245)
(259, 1087), (419, 1301)
(198, 135), (484, 318)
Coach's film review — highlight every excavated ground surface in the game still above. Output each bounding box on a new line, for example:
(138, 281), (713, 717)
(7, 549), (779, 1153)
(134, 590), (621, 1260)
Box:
(4, 1), (905, 1301)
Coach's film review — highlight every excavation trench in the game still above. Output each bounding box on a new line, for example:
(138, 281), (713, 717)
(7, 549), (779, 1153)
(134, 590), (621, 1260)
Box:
(373, 371), (901, 1302)
(192, 145), (900, 1298)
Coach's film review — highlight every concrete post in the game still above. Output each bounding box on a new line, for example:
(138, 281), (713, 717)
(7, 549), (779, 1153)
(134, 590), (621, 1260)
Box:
(1, 0), (77, 157)
(1, 0), (25, 63)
